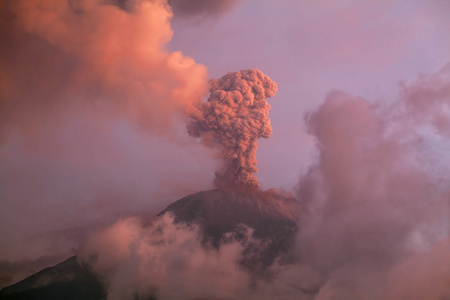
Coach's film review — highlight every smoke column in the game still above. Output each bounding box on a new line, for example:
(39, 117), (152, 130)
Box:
(186, 69), (277, 190)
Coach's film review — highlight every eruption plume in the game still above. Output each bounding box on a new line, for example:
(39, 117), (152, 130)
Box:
(186, 69), (277, 190)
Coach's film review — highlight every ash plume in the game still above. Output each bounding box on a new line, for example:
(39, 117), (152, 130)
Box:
(186, 69), (277, 190)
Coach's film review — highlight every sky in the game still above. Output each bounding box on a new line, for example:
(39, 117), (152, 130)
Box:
(1, 0), (450, 298)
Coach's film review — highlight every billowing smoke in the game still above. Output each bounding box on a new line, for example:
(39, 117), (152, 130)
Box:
(79, 214), (312, 300)
(186, 69), (277, 190)
(0, 0), (208, 143)
(79, 215), (252, 300)
(293, 64), (450, 299)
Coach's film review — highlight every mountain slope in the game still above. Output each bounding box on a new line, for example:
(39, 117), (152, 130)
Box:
(0, 256), (104, 300)
(0, 189), (299, 299)
(158, 189), (299, 270)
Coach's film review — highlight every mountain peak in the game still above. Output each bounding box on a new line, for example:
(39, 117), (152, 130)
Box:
(1, 188), (299, 299)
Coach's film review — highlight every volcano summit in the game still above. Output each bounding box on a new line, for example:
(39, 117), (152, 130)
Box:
(0, 188), (300, 300)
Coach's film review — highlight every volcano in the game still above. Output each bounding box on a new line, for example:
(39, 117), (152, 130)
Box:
(0, 189), (299, 300)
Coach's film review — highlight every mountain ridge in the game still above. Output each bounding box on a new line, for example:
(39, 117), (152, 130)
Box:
(0, 188), (299, 300)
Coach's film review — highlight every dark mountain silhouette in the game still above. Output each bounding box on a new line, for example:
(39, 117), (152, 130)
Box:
(0, 256), (104, 300)
(159, 189), (298, 273)
(0, 189), (299, 300)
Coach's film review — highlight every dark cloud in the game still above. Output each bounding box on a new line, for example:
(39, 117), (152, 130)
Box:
(168, 0), (239, 17)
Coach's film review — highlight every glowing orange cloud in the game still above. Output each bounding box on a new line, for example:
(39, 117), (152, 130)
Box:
(0, 0), (208, 142)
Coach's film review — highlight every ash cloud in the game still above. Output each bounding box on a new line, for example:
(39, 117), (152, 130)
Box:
(79, 214), (315, 300)
(79, 215), (252, 300)
(0, 0), (208, 143)
(293, 65), (450, 299)
(397, 63), (450, 137)
(186, 69), (277, 190)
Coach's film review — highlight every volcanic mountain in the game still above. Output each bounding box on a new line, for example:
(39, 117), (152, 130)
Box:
(0, 189), (299, 300)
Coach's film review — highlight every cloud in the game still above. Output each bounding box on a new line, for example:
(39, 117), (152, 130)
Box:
(0, 0), (208, 144)
(386, 239), (450, 300)
(79, 214), (253, 300)
(293, 65), (450, 298)
(397, 63), (450, 137)
(168, 0), (239, 18)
